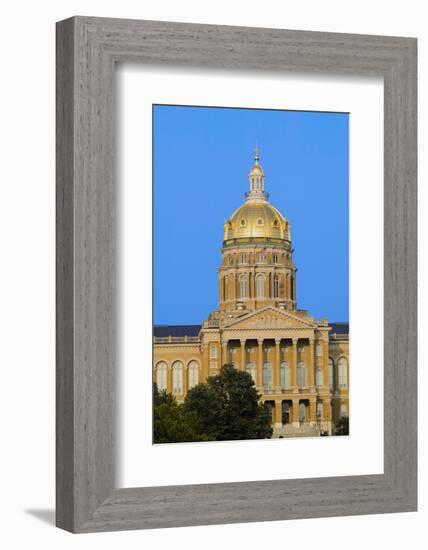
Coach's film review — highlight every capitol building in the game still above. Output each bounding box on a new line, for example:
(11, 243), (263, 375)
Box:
(153, 150), (349, 437)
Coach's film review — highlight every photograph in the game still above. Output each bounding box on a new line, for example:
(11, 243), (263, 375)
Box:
(152, 104), (349, 443)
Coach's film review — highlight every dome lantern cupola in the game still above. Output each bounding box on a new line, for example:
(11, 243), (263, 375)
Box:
(247, 145), (268, 202)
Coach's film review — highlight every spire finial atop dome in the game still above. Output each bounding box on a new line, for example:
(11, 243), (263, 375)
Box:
(247, 146), (267, 201)
(254, 144), (260, 164)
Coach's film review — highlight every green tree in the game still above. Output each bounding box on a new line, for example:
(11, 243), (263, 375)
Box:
(183, 364), (273, 441)
(335, 416), (349, 436)
(153, 384), (210, 444)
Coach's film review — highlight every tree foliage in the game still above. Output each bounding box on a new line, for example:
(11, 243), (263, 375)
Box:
(335, 416), (349, 436)
(153, 384), (210, 443)
(183, 364), (273, 441)
(153, 366), (273, 444)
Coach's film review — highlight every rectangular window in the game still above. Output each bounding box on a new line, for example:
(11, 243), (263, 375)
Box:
(297, 364), (307, 388)
(173, 369), (183, 394)
(280, 365), (291, 389)
(210, 345), (217, 359)
(315, 343), (322, 357)
(263, 364), (272, 391)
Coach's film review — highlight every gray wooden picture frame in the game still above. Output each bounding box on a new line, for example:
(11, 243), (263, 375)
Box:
(56, 16), (417, 533)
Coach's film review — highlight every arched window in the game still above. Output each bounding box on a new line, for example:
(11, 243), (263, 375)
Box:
(328, 358), (334, 389)
(156, 362), (167, 392)
(256, 274), (265, 298)
(240, 274), (248, 298)
(299, 402), (306, 423)
(222, 277), (226, 301)
(273, 273), (279, 298)
(246, 363), (256, 384)
(338, 358), (348, 389)
(263, 362), (272, 391)
(280, 361), (291, 389)
(210, 345), (217, 359)
(340, 403), (348, 418)
(297, 362), (307, 388)
(172, 361), (183, 395)
(315, 367), (323, 387)
(188, 361), (199, 390)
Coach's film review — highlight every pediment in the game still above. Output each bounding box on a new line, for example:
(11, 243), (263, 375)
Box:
(223, 307), (317, 330)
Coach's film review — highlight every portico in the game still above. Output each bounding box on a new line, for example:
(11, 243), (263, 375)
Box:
(213, 305), (333, 435)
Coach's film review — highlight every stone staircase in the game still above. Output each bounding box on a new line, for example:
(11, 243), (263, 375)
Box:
(273, 424), (321, 438)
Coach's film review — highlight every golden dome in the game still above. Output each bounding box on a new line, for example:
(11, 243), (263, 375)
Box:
(224, 201), (290, 242)
(223, 148), (291, 245)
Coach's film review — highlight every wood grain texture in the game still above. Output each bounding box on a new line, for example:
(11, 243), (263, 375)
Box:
(56, 16), (417, 533)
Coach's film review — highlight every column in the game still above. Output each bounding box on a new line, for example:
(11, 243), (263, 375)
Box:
(291, 338), (298, 391)
(167, 365), (173, 394)
(322, 397), (332, 435)
(292, 274), (296, 302)
(323, 398), (331, 421)
(257, 339), (264, 390)
(322, 339), (329, 390)
(274, 338), (281, 392)
(292, 399), (300, 427)
(309, 398), (317, 424)
(274, 400), (282, 428)
(201, 344), (209, 383)
(308, 338), (315, 388)
(222, 340), (228, 366)
(183, 365), (188, 396)
(240, 339), (246, 371)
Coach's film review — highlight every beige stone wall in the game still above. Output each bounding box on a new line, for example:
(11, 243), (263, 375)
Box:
(218, 244), (297, 315)
(328, 338), (350, 424)
(153, 344), (203, 403)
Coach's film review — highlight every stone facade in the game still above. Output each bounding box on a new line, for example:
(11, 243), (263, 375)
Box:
(153, 149), (349, 437)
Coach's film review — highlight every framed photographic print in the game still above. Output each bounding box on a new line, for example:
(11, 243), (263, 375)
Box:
(150, 108), (350, 444)
(56, 16), (417, 532)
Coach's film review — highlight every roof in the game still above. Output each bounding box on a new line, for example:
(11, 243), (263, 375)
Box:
(153, 325), (201, 337)
(329, 322), (349, 335)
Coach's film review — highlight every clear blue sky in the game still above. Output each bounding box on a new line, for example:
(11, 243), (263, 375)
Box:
(153, 105), (349, 325)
